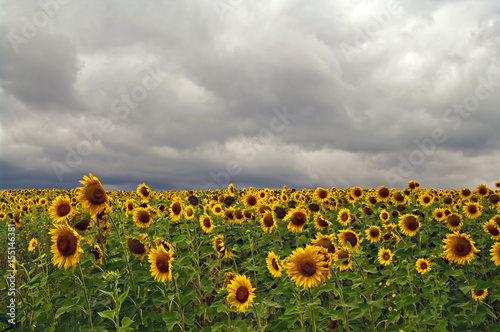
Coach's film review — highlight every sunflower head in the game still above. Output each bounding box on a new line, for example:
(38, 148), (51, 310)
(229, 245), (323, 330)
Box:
(260, 211), (276, 233)
(266, 251), (283, 278)
(133, 207), (154, 228)
(378, 248), (393, 266)
(148, 244), (173, 283)
(226, 274), (256, 313)
(136, 183), (152, 201)
(365, 226), (382, 243)
(285, 245), (330, 288)
(333, 247), (352, 271)
(28, 238), (38, 252)
(399, 214), (420, 236)
(442, 231), (479, 265)
(471, 289), (488, 301)
(311, 232), (336, 254)
(199, 214), (215, 234)
(77, 173), (110, 215)
(463, 202), (482, 219)
(337, 208), (351, 226)
(314, 212), (331, 230)
(338, 230), (360, 252)
(285, 207), (309, 233)
(49, 224), (83, 269)
(416, 258), (431, 275)
(49, 196), (73, 223)
(376, 186), (391, 201)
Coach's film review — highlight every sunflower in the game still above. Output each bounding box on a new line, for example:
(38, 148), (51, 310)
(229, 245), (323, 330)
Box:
(442, 231), (479, 265)
(136, 183), (151, 202)
(148, 244), (173, 282)
(89, 245), (103, 265)
(483, 220), (500, 241)
(224, 272), (237, 287)
(338, 230), (360, 252)
(49, 224), (83, 269)
(378, 248), (393, 266)
(313, 212), (331, 231)
(266, 251), (283, 278)
(376, 186), (391, 202)
(260, 211), (276, 233)
(415, 258), (431, 275)
(133, 207), (154, 228)
(311, 232), (336, 254)
(333, 247), (352, 271)
(476, 184), (490, 198)
(418, 193), (433, 207)
(314, 187), (330, 203)
(284, 207), (309, 233)
(28, 238), (38, 252)
(399, 214), (420, 236)
(49, 196), (73, 223)
(184, 206), (195, 220)
(337, 208), (351, 226)
(490, 215), (500, 228)
(432, 208), (447, 222)
(227, 183), (236, 196)
(211, 203), (223, 216)
(155, 238), (175, 255)
(199, 214), (215, 233)
(77, 173), (110, 215)
(463, 202), (482, 219)
(489, 242), (500, 266)
(124, 198), (135, 215)
(226, 274), (256, 313)
(127, 237), (148, 260)
(471, 289), (488, 301)
(169, 197), (184, 221)
(212, 235), (231, 258)
(285, 245), (329, 289)
(379, 210), (390, 223)
(365, 226), (382, 243)
(350, 187), (364, 201)
(445, 213), (463, 231)
(460, 188), (472, 200)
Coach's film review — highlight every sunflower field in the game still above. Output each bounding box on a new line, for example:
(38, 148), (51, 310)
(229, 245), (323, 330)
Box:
(2, 175), (500, 331)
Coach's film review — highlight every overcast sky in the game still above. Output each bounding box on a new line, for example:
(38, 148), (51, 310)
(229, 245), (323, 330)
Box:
(1, 0), (500, 191)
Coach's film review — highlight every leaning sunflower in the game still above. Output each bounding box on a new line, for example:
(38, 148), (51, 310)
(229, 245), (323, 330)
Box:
(266, 251), (283, 278)
(212, 235), (231, 258)
(148, 244), (173, 283)
(226, 274), (256, 313)
(311, 232), (336, 254)
(399, 214), (420, 236)
(314, 212), (331, 231)
(284, 207), (309, 233)
(442, 231), (479, 265)
(338, 230), (360, 252)
(483, 220), (500, 241)
(416, 258), (431, 275)
(136, 183), (152, 202)
(49, 196), (73, 223)
(333, 247), (352, 271)
(77, 173), (110, 215)
(285, 245), (329, 289)
(490, 242), (500, 265)
(471, 289), (488, 301)
(49, 224), (83, 269)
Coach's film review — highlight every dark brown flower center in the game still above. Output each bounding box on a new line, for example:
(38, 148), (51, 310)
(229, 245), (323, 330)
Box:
(353, 189), (362, 197)
(475, 290), (484, 296)
(57, 233), (77, 257)
(203, 217), (211, 228)
(447, 215), (461, 227)
(271, 258), (280, 271)
(85, 184), (107, 205)
(452, 237), (472, 257)
(423, 196), (431, 204)
(246, 195), (257, 206)
(236, 286), (249, 303)
(172, 202), (182, 215)
(156, 256), (170, 273)
(467, 204), (477, 214)
(318, 189), (328, 199)
(316, 239), (335, 253)
(343, 232), (358, 248)
(137, 210), (150, 224)
(487, 226), (499, 236)
(379, 188), (390, 199)
(382, 252), (390, 261)
(73, 218), (90, 231)
(263, 214), (274, 227)
(420, 262), (428, 269)
(298, 258), (317, 277)
(340, 212), (349, 222)
(127, 238), (146, 255)
(338, 250), (349, 264)
(57, 202), (71, 217)
(316, 217), (328, 227)
(291, 211), (307, 226)
(140, 186), (150, 197)
(404, 216), (419, 231)
(369, 228), (380, 238)
(216, 240), (225, 253)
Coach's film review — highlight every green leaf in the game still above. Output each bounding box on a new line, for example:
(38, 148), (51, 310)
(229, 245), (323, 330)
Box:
(98, 310), (116, 322)
(121, 317), (134, 328)
(118, 288), (130, 305)
(161, 311), (179, 330)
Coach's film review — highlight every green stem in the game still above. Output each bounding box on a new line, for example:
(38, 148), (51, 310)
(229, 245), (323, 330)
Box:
(333, 269), (349, 331)
(308, 288), (317, 332)
(252, 303), (262, 330)
(77, 263), (93, 328)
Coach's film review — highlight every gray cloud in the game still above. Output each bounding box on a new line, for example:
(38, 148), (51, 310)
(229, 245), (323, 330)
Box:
(1, 0), (500, 191)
